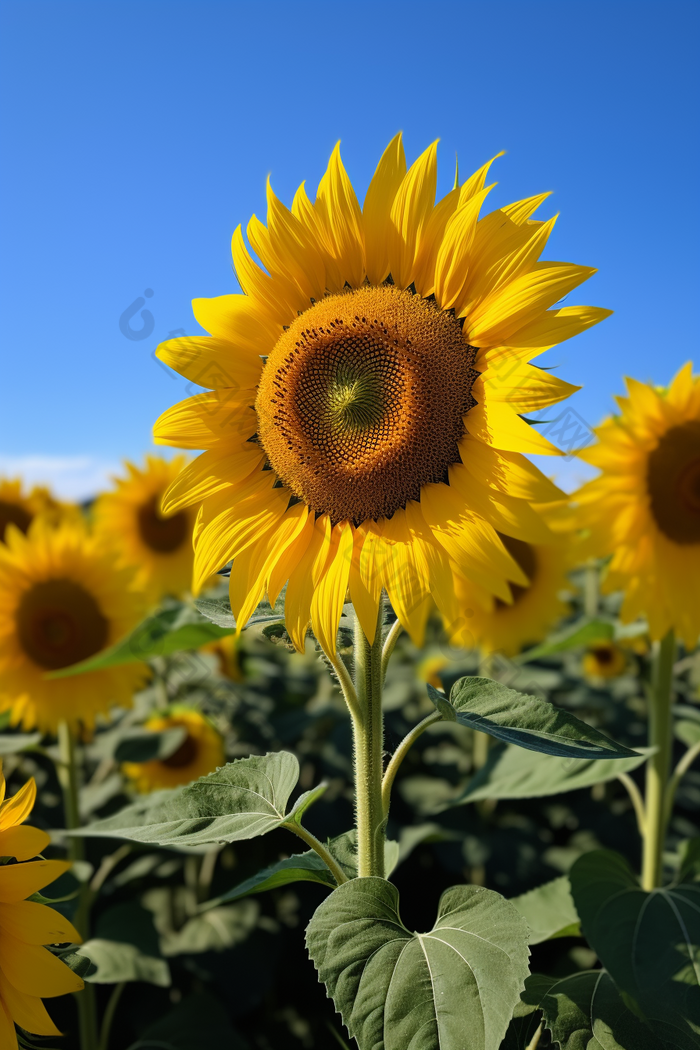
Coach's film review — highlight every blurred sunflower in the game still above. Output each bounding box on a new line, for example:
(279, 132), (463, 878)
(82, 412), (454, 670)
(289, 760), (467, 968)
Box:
(202, 633), (243, 681)
(0, 479), (76, 544)
(417, 653), (450, 689)
(0, 767), (84, 1049)
(154, 136), (608, 654)
(576, 364), (700, 648)
(0, 519), (147, 733)
(122, 707), (225, 791)
(582, 639), (627, 680)
(94, 455), (199, 604)
(448, 533), (571, 657)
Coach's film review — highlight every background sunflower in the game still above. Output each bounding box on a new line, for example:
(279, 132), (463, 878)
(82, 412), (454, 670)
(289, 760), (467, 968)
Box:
(121, 707), (225, 792)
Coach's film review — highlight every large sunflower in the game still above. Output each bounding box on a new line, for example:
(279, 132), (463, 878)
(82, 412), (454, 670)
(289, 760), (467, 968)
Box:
(94, 455), (198, 603)
(0, 768), (84, 1049)
(576, 364), (700, 648)
(0, 519), (147, 732)
(122, 707), (225, 792)
(154, 136), (608, 654)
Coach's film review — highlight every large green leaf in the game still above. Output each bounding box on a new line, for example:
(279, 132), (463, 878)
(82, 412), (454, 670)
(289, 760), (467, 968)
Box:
(76, 939), (170, 986)
(533, 970), (663, 1050)
(194, 592), (285, 629)
(446, 743), (649, 806)
(509, 876), (580, 944)
(75, 752), (323, 849)
(428, 678), (636, 759)
(516, 617), (615, 663)
(306, 877), (530, 1050)
(48, 603), (233, 677)
(0, 733), (42, 755)
(569, 850), (700, 1047)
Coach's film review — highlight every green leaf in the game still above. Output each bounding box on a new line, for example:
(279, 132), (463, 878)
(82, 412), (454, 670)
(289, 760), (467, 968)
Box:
(306, 877), (530, 1050)
(75, 752), (312, 848)
(127, 991), (250, 1050)
(536, 969), (663, 1050)
(113, 726), (188, 764)
(76, 939), (171, 986)
(516, 617), (615, 663)
(569, 849), (700, 1047)
(675, 720), (700, 748)
(48, 603), (234, 677)
(428, 678), (636, 759)
(194, 592), (285, 630)
(217, 851), (338, 903)
(509, 876), (580, 943)
(0, 733), (42, 755)
(444, 743), (649, 806)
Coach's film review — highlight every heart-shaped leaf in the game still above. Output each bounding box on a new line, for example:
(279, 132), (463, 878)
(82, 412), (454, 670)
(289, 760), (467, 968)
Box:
(75, 752), (323, 849)
(306, 877), (530, 1050)
(428, 679), (637, 759)
(570, 850), (700, 1047)
(445, 742), (649, 806)
(509, 876), (580, 944)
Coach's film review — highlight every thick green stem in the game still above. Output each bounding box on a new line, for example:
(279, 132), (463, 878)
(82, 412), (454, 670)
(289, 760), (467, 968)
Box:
(382, 711), (442, 816)
(641, 630), (675, 890)
(57, 722), (99, 1050)
(353, 602), (386, 878)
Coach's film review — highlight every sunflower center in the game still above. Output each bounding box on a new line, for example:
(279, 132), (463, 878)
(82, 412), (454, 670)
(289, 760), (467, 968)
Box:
(590, 645), (613, 665)
(137, 494), (189, 553)
(16, 578), (109, 670)
(162, 734), (198, 768)
(0, 501), (32, 542)
(495, 534), (537, 609)
(255, 285), (477, 524)
(647, 421), (700, 544)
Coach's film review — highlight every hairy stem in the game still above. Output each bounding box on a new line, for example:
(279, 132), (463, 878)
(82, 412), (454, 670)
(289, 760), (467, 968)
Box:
(283, 821), (348, 886)
(382, 711), (442, 816)
(641, 629), (675, 890)
(57, 721), (99, 1050)
(380, 617), (403, 682)
(353, 601), (386, 878)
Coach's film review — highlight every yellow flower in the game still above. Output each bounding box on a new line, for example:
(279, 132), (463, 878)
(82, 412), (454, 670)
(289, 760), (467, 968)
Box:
(576, 365), (700, 648)
(0, 519), (147, 733)
(582, 640), (627, 680)
(417, 654), (450, 689)
(153, 136), (607, 654)
(448, 533), (571, 657)
(0, 479), (77, 545)
(94, 455), (199, 603)
(0, 768), (84, 1049)
(122, 707), (225, 792)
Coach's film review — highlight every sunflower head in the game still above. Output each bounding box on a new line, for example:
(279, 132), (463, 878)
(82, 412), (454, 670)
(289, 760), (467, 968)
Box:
(582, 640), (627, 680)
(202, 633), (243, 681)
(0, 478), (77, 546)
(0, 519), (147, 733)
(122, 707), (225, 792)
(94, 455), (199, 603)
(153, 136), (608, 654)
(577, 364), (700, 648)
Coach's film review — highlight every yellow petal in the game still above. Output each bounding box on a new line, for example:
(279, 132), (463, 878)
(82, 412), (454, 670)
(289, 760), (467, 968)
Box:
(311, 521), (353, 657)
(153, 391), (256, 450)
(0, 935), (84, 997)
(458, 436), (563, 503)
(475, 362), (580, 413)
(0, 901), (81, 946)
(411, 184), (460, 297)
(161, 447), (265, 515)
(363, 133), (406, 284)
(315, 143), (365, 289)
(448, 464), (554, 544)
(348, 526), (381, 644)
(286, 516), (332, 651)
(0, 971), (61, 1037)
(292, 181), (343, 291)
(192, 293), (281, 351)
(389, 140), (438, 289)
(379, 513), (432, 645)
(459, 152), (505, 201)
(0, 780), (36, 831)
(0, 861), (71, 904)
(229, 505), (310, 630)
(0, 999), (17, 1050)
(267, 509), (315, 606)
(155, 336), (263, 390)
(434, 185), (494, 311)
(0, 826), (50, 862)
(264, 179), (326, 302)
(502, 191), (552, 224)
(231, 225), (301, 324)
(465, 402), (564, 456)
(505, 304), (613, 349)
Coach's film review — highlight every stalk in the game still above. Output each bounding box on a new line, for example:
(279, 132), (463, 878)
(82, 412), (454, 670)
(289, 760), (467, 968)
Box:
(57, 721), (99, 1050)
(353, 601), (386, 878)
(641, 630), (675, 890)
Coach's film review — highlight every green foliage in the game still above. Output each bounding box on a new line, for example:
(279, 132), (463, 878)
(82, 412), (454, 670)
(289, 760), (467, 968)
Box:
(77, 939), (171, 985)
(217, 850), (338, 901)
(127, 991), (250, 1049)
(194, 591), (285, 629)
(306, 877), (530, 1050)
(570, 849), (700, 1047)
(75, 751), (324, 848)
(509, 875), (580, 943)
(516, 617), (616, 663)
(449, 741), (648, 804)
(427, 677), (636, 759)
(0, 732), (42, 754)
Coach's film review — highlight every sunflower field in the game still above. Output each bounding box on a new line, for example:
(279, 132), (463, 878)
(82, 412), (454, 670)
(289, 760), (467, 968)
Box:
(1, 137), (699, 1050)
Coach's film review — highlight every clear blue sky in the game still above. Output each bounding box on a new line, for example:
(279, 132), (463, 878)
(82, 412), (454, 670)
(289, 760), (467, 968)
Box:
(1, 0), (698, 498)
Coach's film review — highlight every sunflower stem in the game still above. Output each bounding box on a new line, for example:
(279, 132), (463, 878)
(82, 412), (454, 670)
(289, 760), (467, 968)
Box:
(641, 629), (675, 890)
(382, 711), (442, 817)
(57, 721), (99, 1050)
(353, 600), (386, 878)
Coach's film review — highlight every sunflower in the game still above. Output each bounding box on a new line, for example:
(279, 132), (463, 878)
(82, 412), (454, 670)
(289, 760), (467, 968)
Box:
(153, 136), (608, 654)
(0, 479), (76, 545)
(202, 633), (243, 681)
(576, 364), (700, 648)
(0, 767), (84, 1049)
(122, 707), (225, 792)
(582, 639), (627, 680)
(0, 519), (147, 733)
(94, 455), (201, 604)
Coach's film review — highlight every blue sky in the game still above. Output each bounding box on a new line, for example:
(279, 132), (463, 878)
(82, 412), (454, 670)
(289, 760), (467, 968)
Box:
(1, 0), (698, 498)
